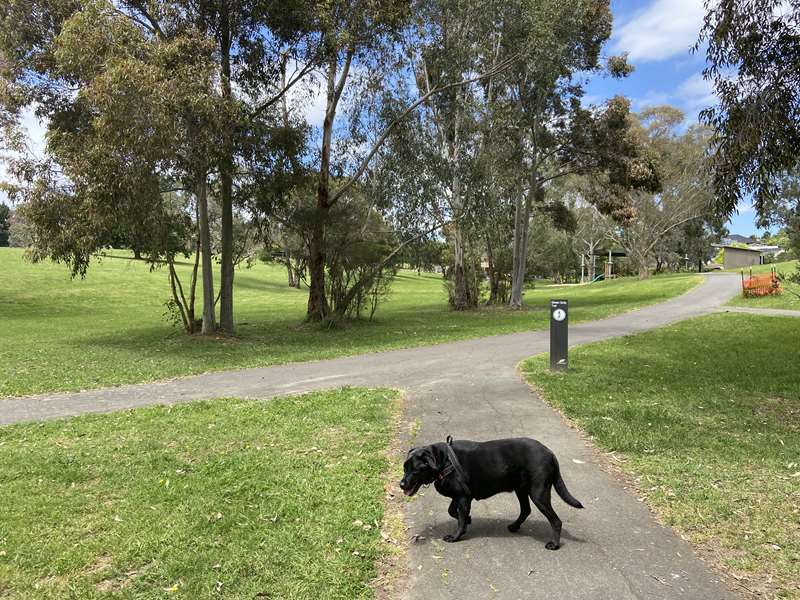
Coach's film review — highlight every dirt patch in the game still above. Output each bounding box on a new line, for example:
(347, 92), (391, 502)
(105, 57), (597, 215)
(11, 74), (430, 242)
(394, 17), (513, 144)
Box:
(82, 554), (112, 576)
(754, 397), (799, 431)
(95, 561), (154, 594)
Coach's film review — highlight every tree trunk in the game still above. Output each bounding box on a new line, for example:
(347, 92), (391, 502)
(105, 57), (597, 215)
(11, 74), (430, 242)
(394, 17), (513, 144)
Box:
(307, 218), (328, 320)
(306, 52), (340, 321)
(283, 243), (297, 288)
(197, 173), (216, 334)
(510, 186), (534, 309)
(452, 222), (469, 309)
(486, 235), (500, 304)
(637, 254), (650, 279)
(218, 5), (235, 334)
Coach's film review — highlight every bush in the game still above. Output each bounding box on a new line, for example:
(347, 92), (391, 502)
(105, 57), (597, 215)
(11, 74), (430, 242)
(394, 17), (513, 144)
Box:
(324, 199), (398, 321)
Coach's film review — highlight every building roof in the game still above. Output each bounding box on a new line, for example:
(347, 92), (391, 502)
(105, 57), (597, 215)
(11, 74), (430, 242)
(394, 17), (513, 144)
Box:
(712, 244), (763, 253)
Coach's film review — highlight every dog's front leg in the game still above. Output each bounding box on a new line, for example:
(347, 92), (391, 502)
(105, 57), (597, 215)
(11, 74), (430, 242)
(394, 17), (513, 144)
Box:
(448, 499), (471, 524)
(443, 497), (471, 543)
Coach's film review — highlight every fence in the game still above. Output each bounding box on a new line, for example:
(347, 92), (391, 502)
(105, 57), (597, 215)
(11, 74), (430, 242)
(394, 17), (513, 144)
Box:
(741, 268), (782, 297)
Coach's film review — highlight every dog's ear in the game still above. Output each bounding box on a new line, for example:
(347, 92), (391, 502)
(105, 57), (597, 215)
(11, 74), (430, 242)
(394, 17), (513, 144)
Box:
(421, 447), (438, 471)
(406, 447), (416, 457)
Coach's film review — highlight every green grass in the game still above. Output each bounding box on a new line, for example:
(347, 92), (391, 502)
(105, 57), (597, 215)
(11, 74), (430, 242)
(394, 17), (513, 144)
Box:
(0, 248), (702, 397)
(0, 387), (399, 599)
(726, 260), (800, 310)
(521, 314), (800, 598)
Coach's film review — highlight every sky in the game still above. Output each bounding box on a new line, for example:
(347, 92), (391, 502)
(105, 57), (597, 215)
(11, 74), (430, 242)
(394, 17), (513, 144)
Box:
(588, 0), (765, 236)
(1, 0), (768, 236)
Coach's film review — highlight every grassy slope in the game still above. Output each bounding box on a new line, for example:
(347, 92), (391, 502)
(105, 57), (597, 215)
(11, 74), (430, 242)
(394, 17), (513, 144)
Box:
(0, 248), (701, 397)
(0, 388), (399, 599)
(726, 260), (800, 310)
(521, 314), (800, 598)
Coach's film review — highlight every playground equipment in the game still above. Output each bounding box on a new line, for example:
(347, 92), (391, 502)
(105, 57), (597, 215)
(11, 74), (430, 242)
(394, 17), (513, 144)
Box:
(741, 267), (782, 297)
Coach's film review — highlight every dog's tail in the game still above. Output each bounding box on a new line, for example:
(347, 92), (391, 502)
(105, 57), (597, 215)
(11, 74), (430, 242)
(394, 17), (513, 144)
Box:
(553, 460), (584, 509)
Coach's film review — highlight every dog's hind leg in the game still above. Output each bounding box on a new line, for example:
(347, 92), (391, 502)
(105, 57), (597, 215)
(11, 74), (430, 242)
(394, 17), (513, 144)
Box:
(508, 488), (531, 532)
(448, 499), (471, 524)
(530, 484), (562, 550)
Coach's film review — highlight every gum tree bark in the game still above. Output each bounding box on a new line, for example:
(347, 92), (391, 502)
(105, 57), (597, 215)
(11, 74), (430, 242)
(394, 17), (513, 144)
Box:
(196, 171), (216, 334)
(217, 3), (235, 334)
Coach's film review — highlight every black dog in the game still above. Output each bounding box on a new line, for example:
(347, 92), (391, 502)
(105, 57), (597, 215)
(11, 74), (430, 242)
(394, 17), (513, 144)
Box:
(399, 436), (583, 549)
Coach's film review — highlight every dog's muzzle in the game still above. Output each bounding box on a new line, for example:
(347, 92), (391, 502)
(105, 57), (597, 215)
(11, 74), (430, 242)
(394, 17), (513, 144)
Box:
(399, 478), (422, 497)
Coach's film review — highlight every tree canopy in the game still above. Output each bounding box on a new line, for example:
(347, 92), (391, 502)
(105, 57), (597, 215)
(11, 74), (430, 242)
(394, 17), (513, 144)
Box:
(698, 0), (800, 223)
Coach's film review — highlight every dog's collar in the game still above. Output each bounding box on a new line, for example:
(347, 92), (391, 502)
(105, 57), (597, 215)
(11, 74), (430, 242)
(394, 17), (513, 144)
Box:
(435, 436), (472, 497)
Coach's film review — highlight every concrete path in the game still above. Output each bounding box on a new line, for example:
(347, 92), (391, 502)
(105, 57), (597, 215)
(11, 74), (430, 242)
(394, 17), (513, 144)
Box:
(1, 274), (751, 599)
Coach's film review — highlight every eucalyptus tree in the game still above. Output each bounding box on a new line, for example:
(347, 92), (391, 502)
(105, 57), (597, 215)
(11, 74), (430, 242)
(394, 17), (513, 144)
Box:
(0, 0), (230, 333)
(604, 107), (715, 279)
(698, 0), (800, 223)
(299, 0), (515, 320)
(0, 0), (313, 334)
(492, 0), (651, 308)
(572, 201), (614, 282)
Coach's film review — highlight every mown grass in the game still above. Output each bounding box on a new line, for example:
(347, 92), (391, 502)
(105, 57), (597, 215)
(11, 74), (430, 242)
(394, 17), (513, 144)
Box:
(521, 313), (800, 598)
(726, 260), (800, 310)
(0, 248), (701, 397)
(0, 387), (400, 599)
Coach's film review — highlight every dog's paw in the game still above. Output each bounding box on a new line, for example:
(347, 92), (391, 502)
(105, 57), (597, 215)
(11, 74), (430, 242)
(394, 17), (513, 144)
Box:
(507, 523), (520, 533)
(442, 534), (459, 543)
(545, 541), (560, 551)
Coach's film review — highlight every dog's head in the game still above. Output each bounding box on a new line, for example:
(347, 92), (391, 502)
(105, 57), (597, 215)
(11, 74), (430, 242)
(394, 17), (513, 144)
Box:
(399, 446), (439, 497)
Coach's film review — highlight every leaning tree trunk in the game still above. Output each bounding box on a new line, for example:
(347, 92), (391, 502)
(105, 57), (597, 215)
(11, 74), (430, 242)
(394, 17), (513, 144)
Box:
(196, 172), (216, 334)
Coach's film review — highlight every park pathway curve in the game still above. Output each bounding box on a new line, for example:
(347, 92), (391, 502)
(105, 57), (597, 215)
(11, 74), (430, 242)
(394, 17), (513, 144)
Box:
(2, 274), (748, 599)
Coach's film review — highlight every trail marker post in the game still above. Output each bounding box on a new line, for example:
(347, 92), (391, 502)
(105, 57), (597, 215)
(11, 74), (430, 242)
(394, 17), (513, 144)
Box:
(549, 299), (568, 371)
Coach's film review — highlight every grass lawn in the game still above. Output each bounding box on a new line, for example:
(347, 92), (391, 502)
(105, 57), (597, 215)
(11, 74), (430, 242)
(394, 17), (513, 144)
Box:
(521, 313), (800, 598)
(0, 248), (702, 397)
(726, 260), (800, 311)
(0, 388), (400, 599)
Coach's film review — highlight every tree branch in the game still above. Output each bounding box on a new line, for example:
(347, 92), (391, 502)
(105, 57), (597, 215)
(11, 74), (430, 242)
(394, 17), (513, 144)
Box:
(330, 54), (519, 205)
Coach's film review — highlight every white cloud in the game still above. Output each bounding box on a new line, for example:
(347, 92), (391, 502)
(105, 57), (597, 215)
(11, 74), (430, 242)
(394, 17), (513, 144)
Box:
(675, 71), (717, 119)
(630, 71), (717, 124)
(613, 0), (706, 62)
(634, 90), (670, 110)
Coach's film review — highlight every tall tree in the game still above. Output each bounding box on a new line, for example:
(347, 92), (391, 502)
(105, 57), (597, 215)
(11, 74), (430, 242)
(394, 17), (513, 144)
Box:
(604, 107), (715, 279)
(0, 0), (313, 333)
(495, 0), (645, 308)
(300, 0), (513, 320)
(698, 0), (800, 223)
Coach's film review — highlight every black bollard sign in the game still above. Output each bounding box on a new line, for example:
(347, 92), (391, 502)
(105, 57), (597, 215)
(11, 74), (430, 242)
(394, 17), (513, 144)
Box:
(549, 299), (568, 371)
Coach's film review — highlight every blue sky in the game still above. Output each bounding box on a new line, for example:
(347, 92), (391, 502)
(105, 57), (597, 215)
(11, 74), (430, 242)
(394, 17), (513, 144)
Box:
(585, 0), (764, 236)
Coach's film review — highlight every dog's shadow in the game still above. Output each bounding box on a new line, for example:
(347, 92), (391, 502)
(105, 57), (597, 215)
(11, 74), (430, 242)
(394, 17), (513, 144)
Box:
(421, 517), (586, 546)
